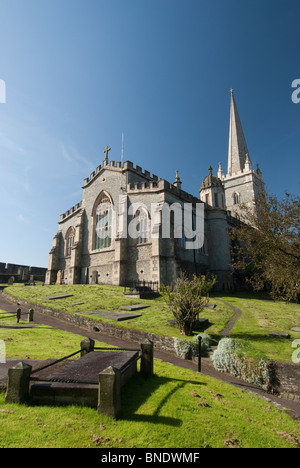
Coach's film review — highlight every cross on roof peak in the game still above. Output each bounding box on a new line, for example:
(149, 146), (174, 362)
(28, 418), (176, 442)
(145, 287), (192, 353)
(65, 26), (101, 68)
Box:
(103, 145), (111, 162)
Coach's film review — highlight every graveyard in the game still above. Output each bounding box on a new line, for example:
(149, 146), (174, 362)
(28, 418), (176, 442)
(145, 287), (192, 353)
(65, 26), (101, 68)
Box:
(3, 283), (300, 362)
(0, 283), (299, 448)
(0, 324), (299, 448)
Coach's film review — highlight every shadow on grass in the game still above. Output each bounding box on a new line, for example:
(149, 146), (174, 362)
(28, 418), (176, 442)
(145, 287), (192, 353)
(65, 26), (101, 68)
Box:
(120, 373), (206, 427)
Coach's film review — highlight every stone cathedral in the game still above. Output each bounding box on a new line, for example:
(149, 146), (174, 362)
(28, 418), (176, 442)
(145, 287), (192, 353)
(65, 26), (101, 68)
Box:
(45, 91), (264, 291)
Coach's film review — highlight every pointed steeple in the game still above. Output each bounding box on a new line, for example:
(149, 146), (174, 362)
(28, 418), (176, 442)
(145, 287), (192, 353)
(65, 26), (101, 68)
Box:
(217, 162), (225, 180)
(227, 90), (249, 176)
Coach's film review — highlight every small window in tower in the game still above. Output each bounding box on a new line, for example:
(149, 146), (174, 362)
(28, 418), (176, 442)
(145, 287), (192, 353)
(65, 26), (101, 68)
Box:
(233, 192), (240, 205)
(214, 193), (219, 207)
(205, 194), (209, 205)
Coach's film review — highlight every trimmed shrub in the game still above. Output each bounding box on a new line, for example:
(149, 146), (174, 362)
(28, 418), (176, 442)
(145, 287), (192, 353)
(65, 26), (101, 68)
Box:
(174, 333), (211, 360)
(211, 338), (277, 392)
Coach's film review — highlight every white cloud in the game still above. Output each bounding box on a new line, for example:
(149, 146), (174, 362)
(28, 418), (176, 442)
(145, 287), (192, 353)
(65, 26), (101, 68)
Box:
(61, 142), (94, 172)
(17, 214), (25, 222)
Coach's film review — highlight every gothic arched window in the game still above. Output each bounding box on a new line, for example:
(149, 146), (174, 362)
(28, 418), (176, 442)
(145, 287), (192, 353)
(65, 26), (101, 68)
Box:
(178, 227), (187, 249)
(93, 192), (113, 250)
(233, 192), (240, 205)
(136, 208), (149, 244)
(65, 227), (75, 257)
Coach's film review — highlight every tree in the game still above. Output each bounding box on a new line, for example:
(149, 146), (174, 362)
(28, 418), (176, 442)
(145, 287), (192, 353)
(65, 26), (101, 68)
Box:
(231, 190), (300, 302)
(162, 274), (216, 336)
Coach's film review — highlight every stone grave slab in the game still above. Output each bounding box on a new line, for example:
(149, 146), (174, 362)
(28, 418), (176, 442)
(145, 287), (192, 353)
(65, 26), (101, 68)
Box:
(269, 332), (290, 339)
(292, 327), (300, 332)
(43, 294), (74, 300)
(83, 310), (142, 321)
(119, 304), (149, 311)
(30, 350), (138, 407)
(205, 303), (216, 309)
(168, 318), (209, 328)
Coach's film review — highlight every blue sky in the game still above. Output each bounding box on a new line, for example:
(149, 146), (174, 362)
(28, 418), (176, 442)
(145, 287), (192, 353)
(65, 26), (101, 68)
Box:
(0, 0), (299, 268)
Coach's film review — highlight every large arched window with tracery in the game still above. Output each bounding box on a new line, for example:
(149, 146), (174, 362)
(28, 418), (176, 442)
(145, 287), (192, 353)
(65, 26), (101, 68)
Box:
(65, 227), (75, 257)
(93, 192), (113, 250)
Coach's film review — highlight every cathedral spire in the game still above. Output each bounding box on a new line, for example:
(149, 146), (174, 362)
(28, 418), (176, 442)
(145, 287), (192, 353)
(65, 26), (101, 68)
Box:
(227, 90), (249, 176)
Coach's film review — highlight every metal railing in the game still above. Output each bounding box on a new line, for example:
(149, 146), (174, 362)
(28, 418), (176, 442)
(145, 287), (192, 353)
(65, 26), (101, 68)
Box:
(28, 346), (142, 385)
(124, 280), (159, 293)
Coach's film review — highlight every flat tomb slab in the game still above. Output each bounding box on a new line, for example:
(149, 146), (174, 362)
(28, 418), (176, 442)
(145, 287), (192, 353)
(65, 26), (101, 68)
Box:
(292, 327), (300, 332)
(83, 310), (142, 321)
(43, 294), (74, 300)
(30, 351), (138, 407)
(269, 332), (290, 339)
(205, 303), (216, 309)
(119, 304), (150, 311)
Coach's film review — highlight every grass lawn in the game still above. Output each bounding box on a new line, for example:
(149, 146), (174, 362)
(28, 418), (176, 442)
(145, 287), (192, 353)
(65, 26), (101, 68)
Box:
(0, 314), (116, 360)
(3, 284), (300, 362)
(214, 293), (300, 362)
(3, 284), (235, 339)
(0, 359), (299, 448)
(0, 295), (300, 448)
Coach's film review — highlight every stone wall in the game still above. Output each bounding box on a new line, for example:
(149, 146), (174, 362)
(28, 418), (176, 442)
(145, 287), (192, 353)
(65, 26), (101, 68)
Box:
(274, 361), (300, 402)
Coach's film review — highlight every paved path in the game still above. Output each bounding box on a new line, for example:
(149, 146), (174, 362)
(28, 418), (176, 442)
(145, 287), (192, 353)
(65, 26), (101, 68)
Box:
(213, 297), (242, 337)
(0, 289), (299, 420)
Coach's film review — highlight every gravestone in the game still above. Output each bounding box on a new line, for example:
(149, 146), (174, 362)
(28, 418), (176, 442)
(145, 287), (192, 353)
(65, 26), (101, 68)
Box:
(7, 277), (14, 286)
(43, 294), (74, 300)
(205, 303), (216, 309)
(91, 271), (98, 285)
(30, 350), (139, 408)
(168, 318), (209, 328)
(119, 304), (149, 311)
(56, 270), (62, 285)
(292, 327), (300, 332)
(83, 310), (142, 321)
(269, 332), (290, 339)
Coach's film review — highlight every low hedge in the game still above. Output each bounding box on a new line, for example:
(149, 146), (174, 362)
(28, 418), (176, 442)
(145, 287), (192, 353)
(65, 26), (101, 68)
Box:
(211, 338), (278, 392)
(173, 333), (212, 360)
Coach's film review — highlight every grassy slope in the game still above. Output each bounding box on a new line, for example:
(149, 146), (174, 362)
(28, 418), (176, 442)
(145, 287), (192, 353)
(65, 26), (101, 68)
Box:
(3, 285), (300, 361)
(4, 284), (234, 339)
(0, 292), (300, 448)
(0, 360), (300, 448)
(215, 293), (300, 362)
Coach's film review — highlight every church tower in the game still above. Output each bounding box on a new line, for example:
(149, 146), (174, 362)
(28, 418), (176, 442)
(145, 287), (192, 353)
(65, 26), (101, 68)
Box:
(220, 90), (264, 217)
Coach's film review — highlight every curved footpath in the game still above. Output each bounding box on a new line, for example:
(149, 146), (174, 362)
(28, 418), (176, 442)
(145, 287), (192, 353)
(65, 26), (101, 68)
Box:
(0, 289), (299, 421)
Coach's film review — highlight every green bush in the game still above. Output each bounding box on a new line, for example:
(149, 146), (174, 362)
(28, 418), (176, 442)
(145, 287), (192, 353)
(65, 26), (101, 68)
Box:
(211, 338), (277, 392)
(174, 333), (211, 360)
(162, 274), (216, 336)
